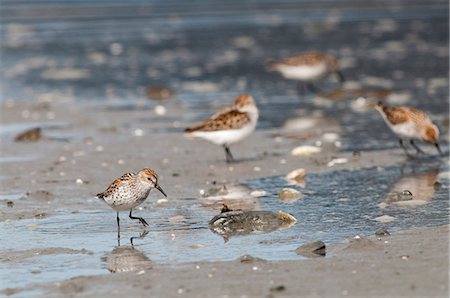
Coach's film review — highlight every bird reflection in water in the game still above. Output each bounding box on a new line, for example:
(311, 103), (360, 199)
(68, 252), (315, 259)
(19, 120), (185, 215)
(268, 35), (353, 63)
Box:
(383, 167), (440, 208)
(102, 231), (154, 273)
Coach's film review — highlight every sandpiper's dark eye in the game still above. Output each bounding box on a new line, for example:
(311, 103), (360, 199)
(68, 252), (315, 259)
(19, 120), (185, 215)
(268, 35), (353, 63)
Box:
(147, 177), (151, 181)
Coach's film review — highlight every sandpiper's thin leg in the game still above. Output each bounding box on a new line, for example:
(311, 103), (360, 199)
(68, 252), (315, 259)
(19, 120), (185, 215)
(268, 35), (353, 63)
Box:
(336, 71), (345, 83)
(296, 82), (306, 96)
(224, 145), (234, 163)
(129, 209), (149, 227)
(116, 212), (120, 239)
(410, 139), (425, 154)
(435, 142), (443, 156)
(306, 82), (319, 94)
(399, 139), (413, 158)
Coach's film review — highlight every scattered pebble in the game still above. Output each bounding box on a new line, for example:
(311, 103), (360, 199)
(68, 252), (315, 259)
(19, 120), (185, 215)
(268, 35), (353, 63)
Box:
(375, 228), (390, 236)
(295, 240), (326, 257)
(322, 132), (339, 142)
(291, 145), (322, 156)
(14, 127), (41, 142)
(146, 85), (174, 100)
(278, 188), (302, 202)
(154, 105), (167, 116)
(133, 128), (145, 137)
(239, 255), (266, 263)
(190, 244), (205, 249)
(250, 190), (267, 197)
(400, 255), (409, 260)
(75, 178), (83, 185)
(253, 166), (261, 172)
(269, 285), (286, 292)
(327, 158), (348, 167)
(156, 198), (168, 204)
(433, 181), (442, 191)
(285, 168), (306, 184)
(374, 215), (395, 222)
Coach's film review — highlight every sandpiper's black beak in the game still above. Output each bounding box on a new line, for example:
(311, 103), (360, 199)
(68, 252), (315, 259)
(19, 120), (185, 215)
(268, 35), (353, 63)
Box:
(155, 184), (167, 197)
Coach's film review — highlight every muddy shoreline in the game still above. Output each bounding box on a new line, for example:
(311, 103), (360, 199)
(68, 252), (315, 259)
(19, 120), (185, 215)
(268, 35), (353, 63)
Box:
(3, 226), (448, 297)
(0, 99), (449, 297)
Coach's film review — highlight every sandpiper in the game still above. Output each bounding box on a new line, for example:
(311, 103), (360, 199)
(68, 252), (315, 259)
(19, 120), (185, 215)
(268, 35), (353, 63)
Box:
(375, 102), (442, 156)
(268, 52), (344, 93)
(184, 94), (258, 163)
(97, 168), (167, 236)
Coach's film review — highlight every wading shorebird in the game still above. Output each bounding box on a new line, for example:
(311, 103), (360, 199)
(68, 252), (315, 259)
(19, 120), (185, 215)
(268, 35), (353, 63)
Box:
(268, 52), (345, 94)
(97, 168), (167, 237)
(184, 94), (259, 163)
(375, 102), (443, 156)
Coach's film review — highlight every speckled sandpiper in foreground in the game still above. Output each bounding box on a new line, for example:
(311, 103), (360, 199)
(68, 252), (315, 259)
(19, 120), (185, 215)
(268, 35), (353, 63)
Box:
(97, 168), (167, 237)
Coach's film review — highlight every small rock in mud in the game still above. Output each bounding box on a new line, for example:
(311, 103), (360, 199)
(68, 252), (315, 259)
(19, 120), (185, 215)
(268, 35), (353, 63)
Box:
(327, 158), (348, 167)
(14, 127), (42, 142)
(269, 285), (286, 292)
(146, 85), (174, 100)
(209, 210), (296, 241)
(291, 145), (322, 156)
(295, 240), (326, 257)
(250, 190), (267, 197)
(285, 168), (306, 186)
(343, 237), (379, 253)
(278, 188), (302, 202)
(374, 215), (395, 222)
(203, 185), (228, 197)
(433, 181), (442, 191)
(6, 201), (14, 208)
(239, 254), (266, 263)
(34, 213), (48, 219)
(26, 190), (54, 201)
(375, 228), (390, 236)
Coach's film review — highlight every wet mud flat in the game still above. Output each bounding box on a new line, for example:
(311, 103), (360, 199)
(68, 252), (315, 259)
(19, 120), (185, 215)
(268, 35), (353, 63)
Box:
(1, 0), (449, 297)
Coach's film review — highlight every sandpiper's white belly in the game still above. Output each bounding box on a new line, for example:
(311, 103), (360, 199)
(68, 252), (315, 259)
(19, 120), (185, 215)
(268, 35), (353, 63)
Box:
(390, 122), (422, 140)
(190, 123), (255, 146)
(104, 185), (150, 211)
(277, 63), (328, 81)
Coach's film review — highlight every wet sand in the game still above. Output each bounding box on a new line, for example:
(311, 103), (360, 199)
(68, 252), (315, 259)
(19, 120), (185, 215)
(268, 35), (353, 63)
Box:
(0, 100), (449, 297)
(4, 226), (448, 297)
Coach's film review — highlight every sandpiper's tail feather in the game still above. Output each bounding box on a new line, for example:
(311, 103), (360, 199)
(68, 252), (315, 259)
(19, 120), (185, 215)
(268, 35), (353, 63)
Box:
(96, 192), (104, 199)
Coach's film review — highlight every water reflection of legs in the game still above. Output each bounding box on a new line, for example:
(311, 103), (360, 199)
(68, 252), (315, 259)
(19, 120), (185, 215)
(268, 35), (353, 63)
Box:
(130, 230), (149, 246)
(118, 230), (149, 247)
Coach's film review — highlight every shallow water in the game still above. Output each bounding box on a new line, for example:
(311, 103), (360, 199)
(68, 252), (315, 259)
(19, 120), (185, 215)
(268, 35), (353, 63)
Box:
(0, 160), (448, 290)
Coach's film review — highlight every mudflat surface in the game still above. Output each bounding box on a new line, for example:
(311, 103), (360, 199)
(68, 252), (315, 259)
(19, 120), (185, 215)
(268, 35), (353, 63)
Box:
(0, 0), (449, 297)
